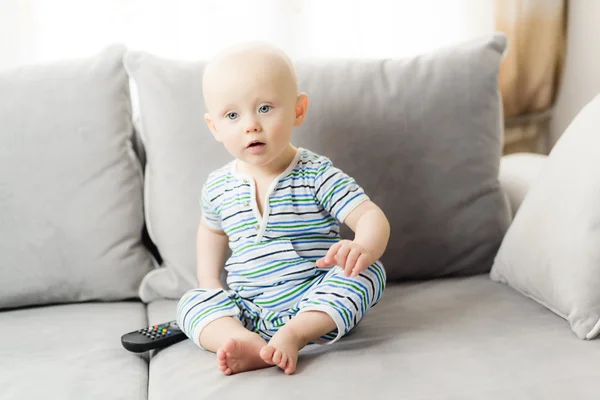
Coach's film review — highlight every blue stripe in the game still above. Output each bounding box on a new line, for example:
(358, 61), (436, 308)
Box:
(268, 217), (330, 225)
(267, 223), (337, 233)
(333, 192), (367, 216)
(269, 193), (314, 200)
(269, 202), (320, 209)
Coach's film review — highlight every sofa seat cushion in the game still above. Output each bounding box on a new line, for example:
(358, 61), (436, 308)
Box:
(0, 302), (148, 400)
(146, 276), (600, 399)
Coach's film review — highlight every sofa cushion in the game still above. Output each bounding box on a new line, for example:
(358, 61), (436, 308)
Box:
(0, 46), (153, 309)
(0, 302), (148, 400)
(145, 275), (600, 399)
(125, 33), (511, 302)
(491, 95), (600, 340)
(499, 153), (548, 217)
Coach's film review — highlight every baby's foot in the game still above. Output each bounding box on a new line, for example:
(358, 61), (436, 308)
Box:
(259, 332), (302, 375)
(216, 337), (270, 375)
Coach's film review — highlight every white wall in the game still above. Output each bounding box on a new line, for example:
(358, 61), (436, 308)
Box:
(0, 0), (494, 70)
(550, 0), (600, 145)
(0, 1), (20, 69)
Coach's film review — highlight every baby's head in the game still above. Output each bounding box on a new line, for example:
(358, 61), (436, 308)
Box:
(202, 42), (308, 168)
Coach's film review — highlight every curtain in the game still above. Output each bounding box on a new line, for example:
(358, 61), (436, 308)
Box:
(495, 0), (567, 154)
(1, 0), (494, 69)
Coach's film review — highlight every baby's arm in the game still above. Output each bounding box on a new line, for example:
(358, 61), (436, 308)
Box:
(316, 201), (390, 276)
(196, 220), (229, 289)
(343, 200), (390, 261)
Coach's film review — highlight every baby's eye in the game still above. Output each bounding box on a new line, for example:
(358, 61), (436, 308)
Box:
(258, 105), (272, 113)
(226, 112), (239, 120)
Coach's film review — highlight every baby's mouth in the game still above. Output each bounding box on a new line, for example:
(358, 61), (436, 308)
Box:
(246, 141), (265, 149)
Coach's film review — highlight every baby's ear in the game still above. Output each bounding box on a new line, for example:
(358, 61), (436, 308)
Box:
(204, 113), (222, 142)
(293, 93), (309, 126)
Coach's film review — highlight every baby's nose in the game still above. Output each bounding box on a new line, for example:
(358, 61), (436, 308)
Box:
(245, 120), (262, 133)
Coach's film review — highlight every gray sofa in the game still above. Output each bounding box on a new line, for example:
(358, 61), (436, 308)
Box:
(3, 33), (600, 399)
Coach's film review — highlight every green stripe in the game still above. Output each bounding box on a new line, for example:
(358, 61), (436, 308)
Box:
(241, 259), (306, 277)
(287, 170), (318, 178)
(226, 220), (258, 235)
(315, 163), (329, 176)
(367, 262), (386, 294)
(321, 178), (352, 204)
(222, 195), (251, 209)
(327, 279), (368, 310)
(328, 300), (350, 326)
(189, 301), (235, 328)
(255, 279), (315, 306)
(269, 197), (315, 204)
(264, 217), (335, 230)
(232, 236), (338, 254)
(206, 176), (226, 190)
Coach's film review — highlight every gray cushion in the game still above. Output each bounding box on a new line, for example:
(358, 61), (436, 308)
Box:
(125, 33), (510, 301)
(0, 46), (153, 309)
(146, 275), (600, 399)
(0, 302), (148, 400)
(492, 95), (600, 340)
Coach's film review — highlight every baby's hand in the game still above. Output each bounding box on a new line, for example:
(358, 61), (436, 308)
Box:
(316, 240), (373, 277)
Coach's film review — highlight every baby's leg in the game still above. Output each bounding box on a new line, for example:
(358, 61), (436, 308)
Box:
(177, 288), (271, 375)
(260, 262), (386, 375)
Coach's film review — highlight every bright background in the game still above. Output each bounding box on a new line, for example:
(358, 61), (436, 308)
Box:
(0, 0), (494, 67)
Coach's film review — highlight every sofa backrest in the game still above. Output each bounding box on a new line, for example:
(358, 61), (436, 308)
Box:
(125, 33), (511, 302)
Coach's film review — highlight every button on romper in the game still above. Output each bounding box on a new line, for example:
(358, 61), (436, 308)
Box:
(177, 148), (386, 348)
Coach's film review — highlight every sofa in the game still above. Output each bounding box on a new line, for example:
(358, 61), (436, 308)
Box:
(2, 33), (600, 400)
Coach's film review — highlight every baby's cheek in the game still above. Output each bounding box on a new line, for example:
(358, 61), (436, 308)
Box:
(272, 121), (291, 136)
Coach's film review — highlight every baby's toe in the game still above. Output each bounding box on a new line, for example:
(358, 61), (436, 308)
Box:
(284, 365), (295, 375)
(259, 345), (276, 365)
(221, 338), (236, 354)
(284, 357), (297, 375)
(272, 349), (283, 365)
(278, 353), (288, 370)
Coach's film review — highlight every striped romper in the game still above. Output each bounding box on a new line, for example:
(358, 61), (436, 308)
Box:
(177, 147), (386, 348)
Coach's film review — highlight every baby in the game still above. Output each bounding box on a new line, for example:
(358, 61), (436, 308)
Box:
(176, 42), (390, 376)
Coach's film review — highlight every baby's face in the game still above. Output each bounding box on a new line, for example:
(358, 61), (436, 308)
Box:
(202, 47), (306, 168)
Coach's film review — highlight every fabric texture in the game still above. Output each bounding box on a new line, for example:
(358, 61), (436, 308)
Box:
(147, 276), (600, 400)
(0, 302), (148, 400)
(491, 94), (600, 340)
(0, 45), (153, 309)
(125, 33), (511, 302)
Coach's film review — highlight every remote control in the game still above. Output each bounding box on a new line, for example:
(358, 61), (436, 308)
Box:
(121, 320), (187, 353)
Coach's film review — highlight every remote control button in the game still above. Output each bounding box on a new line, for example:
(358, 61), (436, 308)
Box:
(162, 329), (167, 333)
(167, 331), (172, 336)
(158, 326), (163, 330)
(154, 325), (158, 329)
